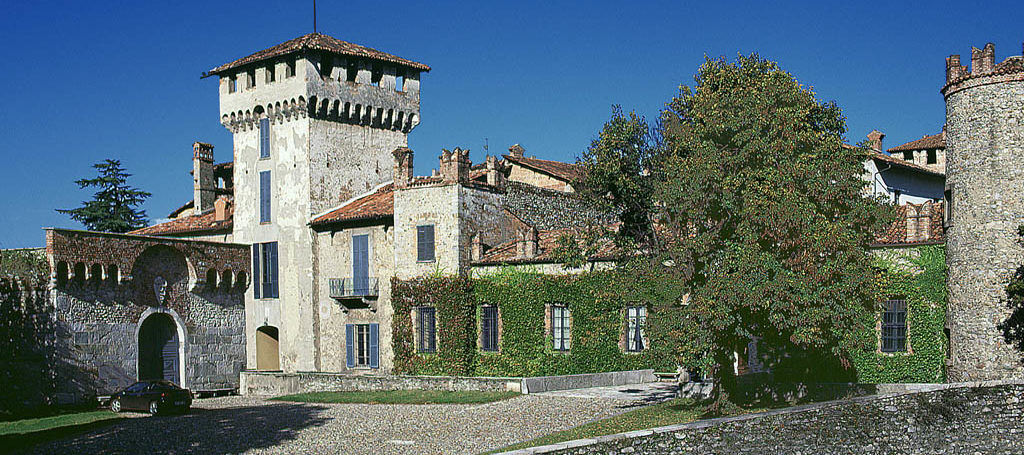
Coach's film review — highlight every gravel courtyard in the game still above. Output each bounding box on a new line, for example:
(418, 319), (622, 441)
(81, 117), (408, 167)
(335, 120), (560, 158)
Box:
(15, 385), (673, 455)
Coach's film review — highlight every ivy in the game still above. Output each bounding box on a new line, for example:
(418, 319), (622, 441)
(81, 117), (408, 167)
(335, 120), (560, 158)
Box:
(848, 245), (947, 383)
(392, 267), (681, 377)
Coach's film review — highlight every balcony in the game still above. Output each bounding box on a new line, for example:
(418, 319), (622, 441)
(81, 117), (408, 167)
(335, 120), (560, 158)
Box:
(329, 277), (379, 299)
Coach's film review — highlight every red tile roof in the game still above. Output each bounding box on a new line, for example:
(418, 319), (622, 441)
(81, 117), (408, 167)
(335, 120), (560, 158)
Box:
(887, 132), (945, 152)
(311, 184), (395, 226)
(474, 229), (617, 265)
(130, 206), (233, 237)
(207, 33), (430, 76)
(505, 155), (582, 183)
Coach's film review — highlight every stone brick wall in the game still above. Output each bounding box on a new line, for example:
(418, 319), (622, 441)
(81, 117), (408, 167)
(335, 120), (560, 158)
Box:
(240, 371), (522, 396)
(502, 380), (1024, 455)
(504, 182), (614, 231)
(944, 44), (1024, 381)
(45, 229), (249, 402)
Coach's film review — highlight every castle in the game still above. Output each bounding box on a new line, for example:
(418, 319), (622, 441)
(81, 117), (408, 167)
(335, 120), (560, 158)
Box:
(28, 34), (1024, 400)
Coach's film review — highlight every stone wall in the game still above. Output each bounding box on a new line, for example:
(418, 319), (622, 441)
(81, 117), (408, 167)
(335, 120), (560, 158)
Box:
(45, 229), (249, 402)
(240, 371), (523, 396)
(501, 380), (1024, 455)
(504, 182), (613, 231)
(944, 43), (1024, 381)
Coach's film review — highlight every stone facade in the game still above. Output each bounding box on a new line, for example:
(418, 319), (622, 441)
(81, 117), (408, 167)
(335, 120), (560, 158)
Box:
(944, 42), (1024, 381)
(501, 380), (1024, 455)
(44, 229), (249, 401)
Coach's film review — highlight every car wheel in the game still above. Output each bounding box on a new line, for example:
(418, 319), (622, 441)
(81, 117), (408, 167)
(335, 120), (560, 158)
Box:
(110, 399), (121, 413)
(149, 400), (159, 415)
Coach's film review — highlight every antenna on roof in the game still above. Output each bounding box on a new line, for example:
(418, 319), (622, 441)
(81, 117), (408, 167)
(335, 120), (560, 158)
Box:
(313, 0), (318, 33)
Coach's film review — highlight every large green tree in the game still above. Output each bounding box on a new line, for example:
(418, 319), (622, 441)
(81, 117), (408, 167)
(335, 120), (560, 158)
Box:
(656, 54), (894, 409)
(57, 159), (151, 233)
(999, 225), (1024, 356)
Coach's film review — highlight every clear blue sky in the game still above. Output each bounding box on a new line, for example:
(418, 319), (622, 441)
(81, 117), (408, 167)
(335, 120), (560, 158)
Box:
(1, 1), (1021, 248)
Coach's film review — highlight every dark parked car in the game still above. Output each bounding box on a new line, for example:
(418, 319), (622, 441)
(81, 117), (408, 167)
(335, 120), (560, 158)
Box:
(110, 381), (192, 415)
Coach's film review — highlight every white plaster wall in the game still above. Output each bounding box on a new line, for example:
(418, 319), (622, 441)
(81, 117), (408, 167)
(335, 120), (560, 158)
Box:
(308, 122), (406, 214)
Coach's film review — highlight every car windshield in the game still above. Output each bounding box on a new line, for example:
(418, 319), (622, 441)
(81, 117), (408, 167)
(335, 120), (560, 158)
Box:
(125, 382), (148, 392)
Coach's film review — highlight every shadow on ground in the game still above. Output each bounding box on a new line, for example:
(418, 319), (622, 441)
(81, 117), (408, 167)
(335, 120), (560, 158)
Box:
(11, 401), (330, 454)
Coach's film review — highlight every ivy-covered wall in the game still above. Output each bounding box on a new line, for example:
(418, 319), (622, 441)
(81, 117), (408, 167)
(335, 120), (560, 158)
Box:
(849, 245), (947, 383)
(391, 268), (681, 377)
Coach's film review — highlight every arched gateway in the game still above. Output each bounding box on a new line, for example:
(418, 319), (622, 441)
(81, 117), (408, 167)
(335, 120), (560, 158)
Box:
(138, 313), (181, 384)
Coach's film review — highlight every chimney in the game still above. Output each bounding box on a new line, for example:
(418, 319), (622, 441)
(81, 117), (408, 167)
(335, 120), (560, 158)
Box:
(471, 232), (484, 262)
(214, 196), (231, 222)
(971, 43), (995, 74)
(193, 142), (215, 212)
(508, 144), (525, 159)
(392, 147), (414, 188)
(517, 227), (539, 259)
(440, 148), (470, 184)
(866, 130), (885, 152)
(485, 155), (505, 187)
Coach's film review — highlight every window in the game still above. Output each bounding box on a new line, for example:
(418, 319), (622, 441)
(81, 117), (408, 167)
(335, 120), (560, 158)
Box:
(396, 69), (405, 92)
(370, 64), (382, 86)
(346, 60), (358, 82)
(259, 118), (271, 159)
(903, 151), (913, 161)
(626, 306), (647, 352)
(417, 307), (437, 353)
(285, 57), (296, 78)
(893, 189), (901, 204)
(927, 149), (937, 164)
(346, 323), (379, 368)
(266, 64), (276, 84)
(552, 305), (571, 351)
(246, 69), (256, 89)
(252, 242), (279, 299)
(481, 305), (499, 352)
(320, 52), (333, 79)
(228, 76), (236, 93)
(259, 171), (271, 223)
(417, 225), (435, 262)
(881, 298), (907, 353)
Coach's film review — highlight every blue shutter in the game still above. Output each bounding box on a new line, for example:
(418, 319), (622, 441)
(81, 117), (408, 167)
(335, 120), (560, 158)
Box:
(369, 323), (379, 369)
(259, 171), (271, 223)
(259, 118), (270, 158)
(269, 242), (279, 298)
(352, 235), (369, 294)
(345, 324), (355, 368)
(417, 225), (435, 261)
(252, 244), (261, 299)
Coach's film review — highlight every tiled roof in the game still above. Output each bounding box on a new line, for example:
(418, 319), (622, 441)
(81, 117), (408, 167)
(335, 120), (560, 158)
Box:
(130, 206), (233, 237)
(168, 200), (194, 218)
(474, 229), (617, 265)
(505, 155), (582, 183)
(873, 202), (945, 246)
(869, 150), (944, 177)
(311, 184), (395, 226)
(887, 132), (945, 152)
(207, 33), (430, 76)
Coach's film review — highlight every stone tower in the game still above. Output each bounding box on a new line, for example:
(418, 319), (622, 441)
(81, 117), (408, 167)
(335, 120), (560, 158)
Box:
(206, 33), (429, 372)
(943, 41), (1024, 381)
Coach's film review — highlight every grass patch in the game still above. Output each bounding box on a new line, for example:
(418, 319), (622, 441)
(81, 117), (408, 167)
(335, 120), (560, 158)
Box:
(0, 410), (124, 451)
(485, 398), (763, 453)
(271, 390), (521, 405)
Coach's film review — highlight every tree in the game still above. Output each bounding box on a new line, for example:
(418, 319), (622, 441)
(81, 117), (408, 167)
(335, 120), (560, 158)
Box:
(999, 225), (1024, 355)
(576, 106), (662, 250)
(655, 54), (894, 410)
(57, 159), (151, 233)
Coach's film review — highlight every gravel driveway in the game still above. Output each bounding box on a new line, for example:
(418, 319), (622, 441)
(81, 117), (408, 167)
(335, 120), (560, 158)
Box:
(14, 388), (657, 455)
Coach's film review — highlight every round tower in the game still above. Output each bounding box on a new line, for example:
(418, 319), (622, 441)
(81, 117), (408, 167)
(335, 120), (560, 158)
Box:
(944, 41), (1024, 381)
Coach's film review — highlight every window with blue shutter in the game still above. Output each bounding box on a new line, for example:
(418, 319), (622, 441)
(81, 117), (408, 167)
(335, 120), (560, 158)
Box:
(259, 171), (271, 223)
(369, 324), (379, 369)
(417, 225), (435, 262)
(252, 244), (261, 299)
(257, 242), (279, 299)
(345, 324), (355, 368)
(259, 118), (270, 158)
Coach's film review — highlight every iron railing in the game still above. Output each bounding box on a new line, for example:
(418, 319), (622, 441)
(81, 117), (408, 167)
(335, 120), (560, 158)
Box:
(329, 277), (379, 298)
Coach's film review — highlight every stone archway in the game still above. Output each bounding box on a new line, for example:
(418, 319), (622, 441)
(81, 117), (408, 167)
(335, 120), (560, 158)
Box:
(255, 325), (280, 371)
(138, 313), (181, 384)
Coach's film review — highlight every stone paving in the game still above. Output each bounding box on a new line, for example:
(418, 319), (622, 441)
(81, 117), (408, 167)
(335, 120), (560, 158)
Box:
(15, 384), (676, 455)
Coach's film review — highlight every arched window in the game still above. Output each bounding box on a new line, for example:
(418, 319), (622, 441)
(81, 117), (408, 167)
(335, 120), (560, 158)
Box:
(206, 269), (218, 292)
(55, 261), (69, 287)
(107, 264), (119, 286)
(73, 263), (86, 286)
(90, 264), (103, 287)
(220, 270), (233, 291)
(235, 271), (247, 291)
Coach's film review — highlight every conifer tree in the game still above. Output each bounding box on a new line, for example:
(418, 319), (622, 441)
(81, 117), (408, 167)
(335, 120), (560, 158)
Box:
(57, 159), (151, 233)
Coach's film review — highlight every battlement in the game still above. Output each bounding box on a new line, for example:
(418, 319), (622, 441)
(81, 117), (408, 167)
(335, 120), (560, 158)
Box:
(943, 41), (1024, 97)
(193, 141), (214, 163)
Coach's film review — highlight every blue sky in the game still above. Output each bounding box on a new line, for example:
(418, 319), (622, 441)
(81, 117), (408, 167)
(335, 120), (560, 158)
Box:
(1, 1), (1021, 248)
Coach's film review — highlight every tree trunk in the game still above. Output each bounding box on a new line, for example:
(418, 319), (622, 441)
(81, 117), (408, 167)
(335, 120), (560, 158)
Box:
(707, 349), (736, 416)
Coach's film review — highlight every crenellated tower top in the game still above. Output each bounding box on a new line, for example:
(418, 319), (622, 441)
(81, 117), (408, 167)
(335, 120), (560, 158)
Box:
(943, 41), (1024, 97)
